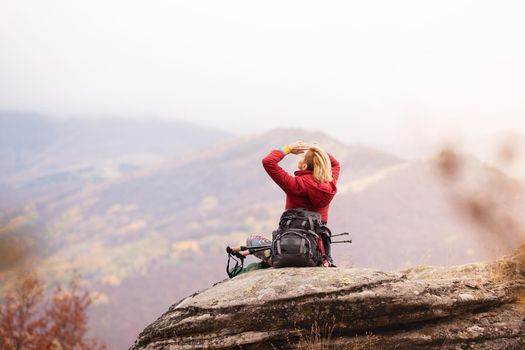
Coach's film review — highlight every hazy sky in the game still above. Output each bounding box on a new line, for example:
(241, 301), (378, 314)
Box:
(1, 0), (525, 157)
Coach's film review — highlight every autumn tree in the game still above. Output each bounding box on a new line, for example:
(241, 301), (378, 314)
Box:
(0, 272), (106, 350)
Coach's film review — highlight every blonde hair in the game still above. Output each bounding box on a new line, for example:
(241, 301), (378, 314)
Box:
(303, 145), (333, 183)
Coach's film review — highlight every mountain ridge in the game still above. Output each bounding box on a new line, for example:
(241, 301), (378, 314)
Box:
(0, 111), (233, 187)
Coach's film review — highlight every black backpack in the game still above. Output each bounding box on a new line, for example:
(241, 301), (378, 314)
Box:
(271, 208), (330, 268)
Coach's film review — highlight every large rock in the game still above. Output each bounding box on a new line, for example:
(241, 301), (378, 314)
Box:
(131, 248), (525, 349)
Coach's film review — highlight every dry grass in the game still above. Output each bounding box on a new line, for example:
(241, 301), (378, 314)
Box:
(274, 320), (380, 350)
(293, 321), (335, 350)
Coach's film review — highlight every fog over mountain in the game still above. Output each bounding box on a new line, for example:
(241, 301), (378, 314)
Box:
(2, 1), (525, 158)
(1, 114), (524, 349)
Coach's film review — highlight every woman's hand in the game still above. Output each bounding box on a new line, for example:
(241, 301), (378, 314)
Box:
(288, 141), (310, 155)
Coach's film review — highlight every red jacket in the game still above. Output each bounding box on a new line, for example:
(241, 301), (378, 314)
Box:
(262, 150), (340, 222)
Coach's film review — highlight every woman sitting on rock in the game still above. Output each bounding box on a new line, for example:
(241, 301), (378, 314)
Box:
(233, 141), (340, 274)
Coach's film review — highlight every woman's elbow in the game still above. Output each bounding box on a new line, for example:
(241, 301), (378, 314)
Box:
(262, 157), (273, 169)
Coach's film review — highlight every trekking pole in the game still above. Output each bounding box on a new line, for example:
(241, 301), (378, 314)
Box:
(331, 232), (350, 237)
(240, 245), (271, 255)
(331, 239), (352, 244)
(228, 245), (271, 255)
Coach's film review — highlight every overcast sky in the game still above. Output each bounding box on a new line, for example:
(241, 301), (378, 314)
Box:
(1, 0), (524, 157)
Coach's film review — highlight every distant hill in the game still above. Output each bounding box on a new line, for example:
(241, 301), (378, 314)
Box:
(1, 121), (524, 349)
(0, 111), (232, 189)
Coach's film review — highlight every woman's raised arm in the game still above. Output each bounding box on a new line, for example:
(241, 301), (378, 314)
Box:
(262, 142), (308, 195)
(327, 153), (340, 184)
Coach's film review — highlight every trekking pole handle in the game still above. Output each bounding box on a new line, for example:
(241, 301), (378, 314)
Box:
(226, 246), (247, 259)
(227, 245), (271, 257)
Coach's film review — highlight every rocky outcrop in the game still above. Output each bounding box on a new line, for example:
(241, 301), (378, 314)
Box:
(131, 247), (525, 349)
